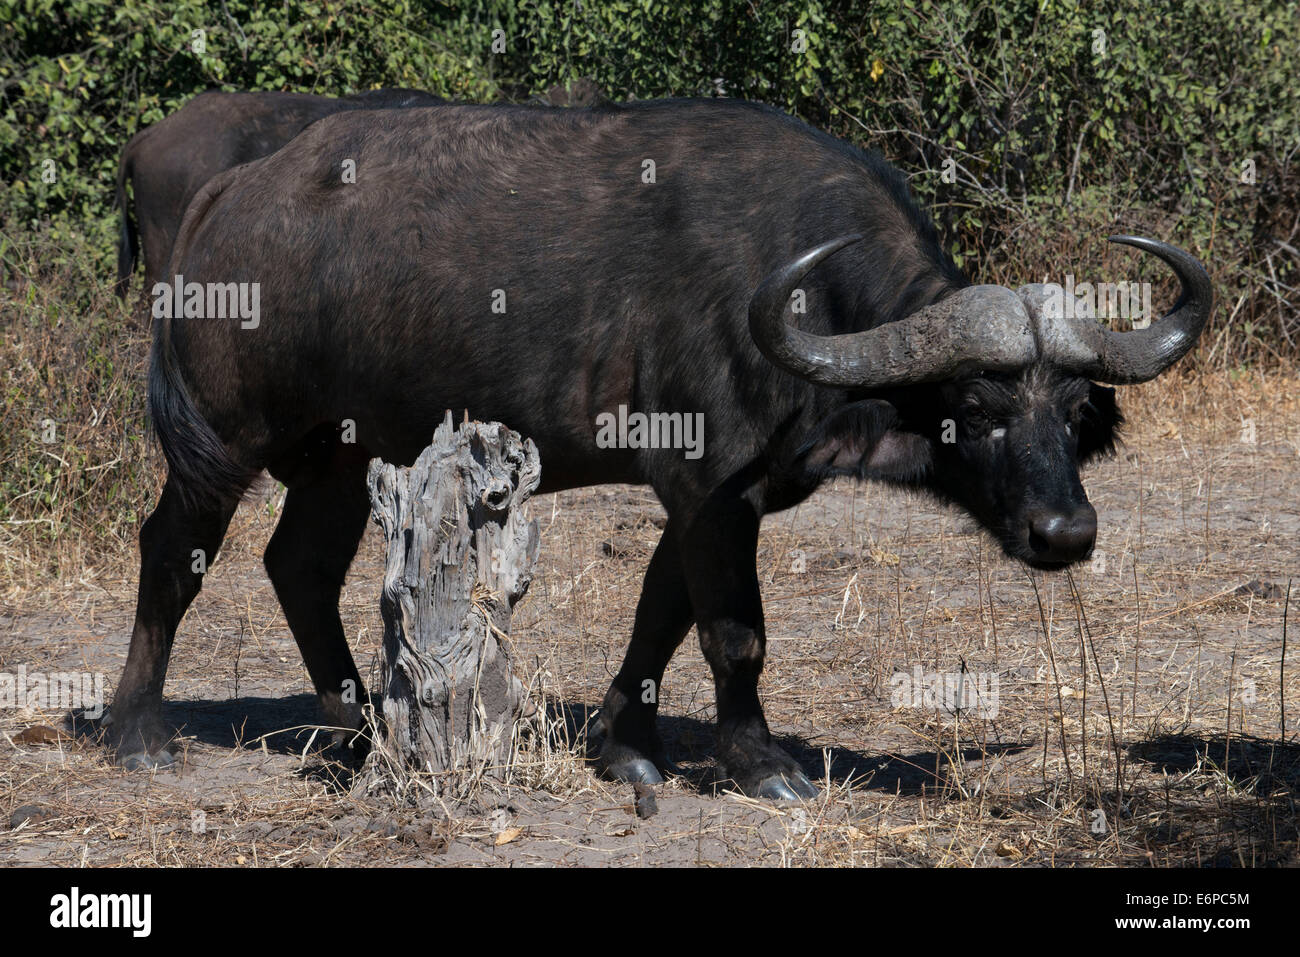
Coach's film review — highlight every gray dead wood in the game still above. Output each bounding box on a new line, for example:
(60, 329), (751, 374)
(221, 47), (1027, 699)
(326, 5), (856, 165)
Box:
(364, 413), (541, 790)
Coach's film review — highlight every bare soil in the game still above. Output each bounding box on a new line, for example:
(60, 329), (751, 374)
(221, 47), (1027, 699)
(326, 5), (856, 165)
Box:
(2, 372), (1298, 866)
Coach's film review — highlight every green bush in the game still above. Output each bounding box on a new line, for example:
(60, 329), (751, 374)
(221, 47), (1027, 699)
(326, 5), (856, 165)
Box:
(1, 0), (1297, 579)
(4, 0), (1297, 347)
(496, 0), (1298, 352)
(0, 0), (511, 261)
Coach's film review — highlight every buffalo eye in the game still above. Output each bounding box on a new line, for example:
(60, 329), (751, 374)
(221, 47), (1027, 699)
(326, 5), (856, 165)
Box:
(961, 404), (1007, 441)
(962, 405), (993, 436)
(1066, 400), (1090, 436)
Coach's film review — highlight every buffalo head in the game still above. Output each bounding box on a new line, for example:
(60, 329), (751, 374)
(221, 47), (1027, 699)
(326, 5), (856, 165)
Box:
(750, 235), (1213, 569)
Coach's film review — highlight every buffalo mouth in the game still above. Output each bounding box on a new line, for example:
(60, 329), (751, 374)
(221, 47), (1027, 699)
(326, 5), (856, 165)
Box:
(993, 536), (1092, 571)
(1017, 551), (1092, 572)
(999, 527), (1097, 571)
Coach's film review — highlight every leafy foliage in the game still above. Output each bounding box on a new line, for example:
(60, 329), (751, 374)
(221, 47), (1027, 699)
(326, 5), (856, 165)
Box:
(0, 0), (1297, 578)
(3, 1), (1296, 329)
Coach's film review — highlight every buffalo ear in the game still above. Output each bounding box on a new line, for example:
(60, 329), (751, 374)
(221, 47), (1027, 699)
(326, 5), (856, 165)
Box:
(1078, 384), (1123, 463)
(799, 400), (934, 483)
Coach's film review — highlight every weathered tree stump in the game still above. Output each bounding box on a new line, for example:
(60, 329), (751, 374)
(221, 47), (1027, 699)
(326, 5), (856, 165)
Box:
(364, 413), (541, 792)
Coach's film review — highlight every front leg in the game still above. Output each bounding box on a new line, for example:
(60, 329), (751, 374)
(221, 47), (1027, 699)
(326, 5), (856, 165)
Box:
(599, 518), (694, 784)
(677, 494), (818, 801)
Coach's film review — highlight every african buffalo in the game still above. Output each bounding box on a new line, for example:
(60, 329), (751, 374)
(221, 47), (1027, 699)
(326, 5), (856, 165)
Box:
(105, 99), (1212, 799)
(112, 88), (443, 298)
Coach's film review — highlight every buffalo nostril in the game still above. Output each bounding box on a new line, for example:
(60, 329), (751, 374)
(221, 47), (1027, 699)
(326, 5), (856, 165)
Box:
(1026, 507), (1097, 562)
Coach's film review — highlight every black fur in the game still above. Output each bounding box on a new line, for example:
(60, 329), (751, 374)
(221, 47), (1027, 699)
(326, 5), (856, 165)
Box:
(113, 88), (443, 299)
(112, 99), (1125, 792)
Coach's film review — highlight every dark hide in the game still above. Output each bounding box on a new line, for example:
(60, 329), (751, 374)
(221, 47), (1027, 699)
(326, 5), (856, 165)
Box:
(113, 88), (443, 298)
(109, 100), (1121, 797)
(536, 78), (611, 107)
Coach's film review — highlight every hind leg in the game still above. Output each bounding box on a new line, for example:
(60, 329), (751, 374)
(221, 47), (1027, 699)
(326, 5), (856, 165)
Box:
(107, 478), (240, 768)
(263, 461), (371, 755)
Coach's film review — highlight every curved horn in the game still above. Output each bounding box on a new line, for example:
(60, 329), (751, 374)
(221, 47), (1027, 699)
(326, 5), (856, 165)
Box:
(748, 236), (1038, 388)
(1027, 236), (1214, 384)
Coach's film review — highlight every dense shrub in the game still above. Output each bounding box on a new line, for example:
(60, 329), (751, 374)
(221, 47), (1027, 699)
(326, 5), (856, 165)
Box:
(1, 0), (1297, 577)
(4, 1), (1297, 346)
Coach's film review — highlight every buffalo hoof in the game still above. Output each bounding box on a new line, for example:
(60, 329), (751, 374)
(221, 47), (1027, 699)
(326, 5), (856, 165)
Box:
(749, 770), (819, 802)
(101, 707), (175, 770)
(598, 738), (669, 785)
(331, 727), (371, 764)
(717, 733), (819, 801)
(605, 757), (665, 785)
(118, 749), (175, 772)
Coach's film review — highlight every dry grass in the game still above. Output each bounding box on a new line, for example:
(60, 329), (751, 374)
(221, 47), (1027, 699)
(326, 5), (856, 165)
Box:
(2, 365), (1297, 866)
(0, 229), (159, 590)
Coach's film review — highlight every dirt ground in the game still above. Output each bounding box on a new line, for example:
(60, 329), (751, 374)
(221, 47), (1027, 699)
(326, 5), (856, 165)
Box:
(2, 372), (1298, 867)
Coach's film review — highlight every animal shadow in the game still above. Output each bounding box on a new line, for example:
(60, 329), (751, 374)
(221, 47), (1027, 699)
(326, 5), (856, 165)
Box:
(1125, 732), (1300, 866)
(558, 698), (1028, 796)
